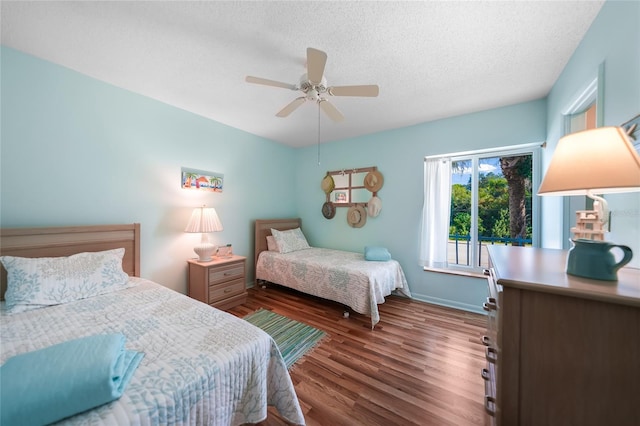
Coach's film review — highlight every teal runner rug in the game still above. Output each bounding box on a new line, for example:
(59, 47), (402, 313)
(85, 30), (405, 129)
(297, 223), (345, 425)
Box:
(244, 309), (326, 369)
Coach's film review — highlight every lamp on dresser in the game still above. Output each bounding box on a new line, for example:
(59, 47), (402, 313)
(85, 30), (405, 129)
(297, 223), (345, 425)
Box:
(185, 205), (223, 262)
(538, 126), (640, 280)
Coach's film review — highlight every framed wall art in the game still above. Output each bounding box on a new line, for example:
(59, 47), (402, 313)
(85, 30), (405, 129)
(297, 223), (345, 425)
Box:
(181, 167), (224, 192)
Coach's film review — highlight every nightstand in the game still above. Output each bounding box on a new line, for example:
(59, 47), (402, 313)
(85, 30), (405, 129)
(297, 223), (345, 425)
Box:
(187, 255), (247, 310)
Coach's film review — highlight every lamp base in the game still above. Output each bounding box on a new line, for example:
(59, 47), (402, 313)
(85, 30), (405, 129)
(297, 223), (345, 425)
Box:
(566, 239), (633, 281)
(193, 243), (217, 262)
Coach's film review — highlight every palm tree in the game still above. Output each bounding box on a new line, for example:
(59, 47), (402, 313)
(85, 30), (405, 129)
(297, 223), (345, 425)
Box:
(499, 155), (531, 245)
(210, 177), (223, 191)
(183, 172), (198, 188)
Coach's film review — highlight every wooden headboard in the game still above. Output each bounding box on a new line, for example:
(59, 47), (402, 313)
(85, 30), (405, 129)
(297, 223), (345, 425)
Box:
(254, 218), (301, 273)
(0, 223), (141, 299)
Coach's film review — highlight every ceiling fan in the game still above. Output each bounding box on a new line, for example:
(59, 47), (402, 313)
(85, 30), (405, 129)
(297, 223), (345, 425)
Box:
(245, 47), (379, 122)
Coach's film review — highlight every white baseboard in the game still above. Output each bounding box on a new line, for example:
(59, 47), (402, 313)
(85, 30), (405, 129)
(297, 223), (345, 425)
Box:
(410, 293), (486, 315)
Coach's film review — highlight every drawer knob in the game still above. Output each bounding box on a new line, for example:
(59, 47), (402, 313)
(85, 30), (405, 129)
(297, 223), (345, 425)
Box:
(484, 395), (496, 416)
(485, 347), (498, 364)
(481, 368), (490, 381)
(483, 297), (497, 311)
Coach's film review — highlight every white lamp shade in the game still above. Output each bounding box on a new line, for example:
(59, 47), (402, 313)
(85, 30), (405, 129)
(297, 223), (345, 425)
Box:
(185, 206), (223, 262)
(185, 206), (223, 233)
(538, 126), (640, 196)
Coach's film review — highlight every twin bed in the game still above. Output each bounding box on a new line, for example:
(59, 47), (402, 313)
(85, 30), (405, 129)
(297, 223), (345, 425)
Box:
(254, 218), (411, 328)
(0, 224), (304, 426)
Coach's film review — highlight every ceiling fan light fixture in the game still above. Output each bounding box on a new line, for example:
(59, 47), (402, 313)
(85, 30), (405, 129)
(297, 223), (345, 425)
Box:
(299, 74), (327, 93)
(307, 89), (320, 101)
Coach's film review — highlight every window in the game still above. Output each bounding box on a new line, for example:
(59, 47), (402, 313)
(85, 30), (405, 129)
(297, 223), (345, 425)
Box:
(421, 144), (540, 272)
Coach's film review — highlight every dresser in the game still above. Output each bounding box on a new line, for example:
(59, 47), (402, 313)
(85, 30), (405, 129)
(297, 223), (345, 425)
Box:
(484, 246), (640, 426)
(187, 255), (247, 310)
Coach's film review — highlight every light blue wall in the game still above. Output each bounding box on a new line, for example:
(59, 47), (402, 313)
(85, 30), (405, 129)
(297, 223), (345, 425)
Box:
(0, 46), (297, 293)
(543, 0), (640, 267)
(294, 100), (547, 312)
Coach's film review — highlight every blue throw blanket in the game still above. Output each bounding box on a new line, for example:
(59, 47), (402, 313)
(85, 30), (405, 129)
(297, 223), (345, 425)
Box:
(0, 333), (143, 426)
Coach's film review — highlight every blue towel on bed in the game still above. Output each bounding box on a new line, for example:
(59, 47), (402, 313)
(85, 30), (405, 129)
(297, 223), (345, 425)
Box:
(0, 333), (143, 426)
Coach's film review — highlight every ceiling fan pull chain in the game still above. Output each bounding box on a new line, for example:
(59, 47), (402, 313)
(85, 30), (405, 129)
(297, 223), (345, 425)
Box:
(317, 102), (321, 166)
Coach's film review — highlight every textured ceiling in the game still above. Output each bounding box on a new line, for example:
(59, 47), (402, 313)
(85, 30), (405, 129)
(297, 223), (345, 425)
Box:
(1, 1), (604, 147)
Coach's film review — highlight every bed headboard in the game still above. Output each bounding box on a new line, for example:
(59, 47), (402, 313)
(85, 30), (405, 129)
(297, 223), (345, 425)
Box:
(254, 218), (301, 271)
(0, 223), (141, 300)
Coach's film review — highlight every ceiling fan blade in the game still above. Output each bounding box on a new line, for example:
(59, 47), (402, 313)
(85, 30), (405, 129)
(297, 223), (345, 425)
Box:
(276, 97), (306, 117)
(328, 85), (380, 97)
(319, 99), (344, 122)
(245, 76), (297, 90)
(307, 47), (327, 84)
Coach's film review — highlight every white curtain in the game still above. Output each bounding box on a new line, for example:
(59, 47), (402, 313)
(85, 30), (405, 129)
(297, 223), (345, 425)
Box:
(419, 158), (452, 266)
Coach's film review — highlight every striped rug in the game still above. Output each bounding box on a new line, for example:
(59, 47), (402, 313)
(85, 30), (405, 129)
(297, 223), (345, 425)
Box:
(244, 309), (326, 369)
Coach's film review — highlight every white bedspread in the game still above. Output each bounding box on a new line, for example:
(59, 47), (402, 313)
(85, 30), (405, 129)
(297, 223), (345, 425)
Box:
(0, 278), (305, 426)
(256, 247), (411, 328)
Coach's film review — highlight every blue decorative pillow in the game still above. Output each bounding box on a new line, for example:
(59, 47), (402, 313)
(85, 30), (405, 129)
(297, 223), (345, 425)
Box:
(364, 246), (391, 261)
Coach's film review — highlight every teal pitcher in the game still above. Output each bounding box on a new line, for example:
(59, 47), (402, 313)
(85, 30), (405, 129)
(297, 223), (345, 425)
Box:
(566, 239), (633, 281)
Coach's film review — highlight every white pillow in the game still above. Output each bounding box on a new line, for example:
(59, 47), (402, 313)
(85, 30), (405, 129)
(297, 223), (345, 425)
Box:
(266, 235), (280, 252)
(1, 248), (132, 314)
(270, 228), (311, 254)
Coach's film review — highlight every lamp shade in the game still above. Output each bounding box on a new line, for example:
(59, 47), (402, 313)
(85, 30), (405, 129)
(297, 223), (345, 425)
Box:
(538, 127), (640, 196)
(185, 206), (223, 233)
(185, 206), (223, 262)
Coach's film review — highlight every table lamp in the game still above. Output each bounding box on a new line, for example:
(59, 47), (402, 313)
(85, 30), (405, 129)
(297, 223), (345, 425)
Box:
(538, 126), (640, 280)
(185, 205), (223, 262)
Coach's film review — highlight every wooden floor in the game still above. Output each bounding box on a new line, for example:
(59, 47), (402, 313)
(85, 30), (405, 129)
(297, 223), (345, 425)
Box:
(228, 284), (489, 426)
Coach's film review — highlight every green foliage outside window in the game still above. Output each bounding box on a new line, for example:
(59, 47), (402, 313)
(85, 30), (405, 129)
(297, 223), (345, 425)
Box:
(449, 169), (532, 241)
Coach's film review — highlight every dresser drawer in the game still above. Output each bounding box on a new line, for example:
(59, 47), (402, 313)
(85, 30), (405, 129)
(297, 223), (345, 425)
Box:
(208, 278), (245, 304)
(208, 263), (244, 285)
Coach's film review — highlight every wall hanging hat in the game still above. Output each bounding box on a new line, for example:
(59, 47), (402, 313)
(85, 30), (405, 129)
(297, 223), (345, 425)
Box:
(364, 170), (384, 193)
(321, 173), (335, 194)
(322, 201), (336, 219)
(367, 196), (382, 217)
(347, 204), (367, 228)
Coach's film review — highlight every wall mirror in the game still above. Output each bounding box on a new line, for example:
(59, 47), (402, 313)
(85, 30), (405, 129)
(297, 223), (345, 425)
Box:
(326, 166), (377, 207)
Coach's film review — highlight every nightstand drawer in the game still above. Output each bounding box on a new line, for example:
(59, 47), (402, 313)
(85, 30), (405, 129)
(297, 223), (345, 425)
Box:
(208, 278), (245, 303)
(208, 264), (244, 285)
(212, 292), (247, 311)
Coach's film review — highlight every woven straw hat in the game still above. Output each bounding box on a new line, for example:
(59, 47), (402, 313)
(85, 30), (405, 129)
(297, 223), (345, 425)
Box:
(367, 196), (382, 218)
(321, 174), (335, 194)
(364, 170), (384, 193)
(347, 205), (367, 228)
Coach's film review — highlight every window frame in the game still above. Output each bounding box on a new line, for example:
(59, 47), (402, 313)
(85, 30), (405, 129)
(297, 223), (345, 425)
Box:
(425, 142), (542, 274)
